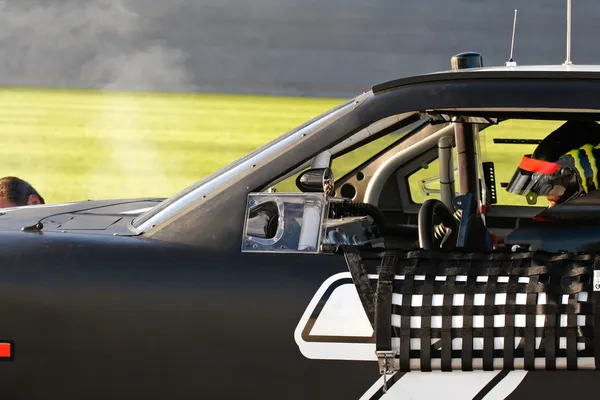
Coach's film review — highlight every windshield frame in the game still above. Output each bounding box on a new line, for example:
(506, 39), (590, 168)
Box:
(131, 95), (363, 232)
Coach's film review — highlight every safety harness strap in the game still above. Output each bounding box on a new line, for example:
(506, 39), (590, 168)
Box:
(375, 252), (400, 392)
(341, 245), (375, 327)
(376, 253), (399, 353)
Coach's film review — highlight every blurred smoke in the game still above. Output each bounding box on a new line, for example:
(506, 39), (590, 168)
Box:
(0, 0), (195, 91)
(4, 0), (600, 98)
(0, 0), (194, 200)
(84, 94), (171, 201)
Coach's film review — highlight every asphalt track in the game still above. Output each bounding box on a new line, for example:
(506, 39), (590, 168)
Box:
(2, 0), (600, 98)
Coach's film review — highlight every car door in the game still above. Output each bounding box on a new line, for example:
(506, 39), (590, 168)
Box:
(0, 229), (380, 399)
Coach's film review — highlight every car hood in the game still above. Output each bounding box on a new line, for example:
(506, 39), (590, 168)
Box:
(0, 198), (165, 236)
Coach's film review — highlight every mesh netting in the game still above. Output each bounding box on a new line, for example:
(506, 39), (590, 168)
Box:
(346, 248), (600, 372)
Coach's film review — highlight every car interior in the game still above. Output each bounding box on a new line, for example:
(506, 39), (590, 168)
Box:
(242, 111), (600, 255)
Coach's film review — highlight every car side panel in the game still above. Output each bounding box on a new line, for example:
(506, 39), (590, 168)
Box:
(0, 232), (376, 399)
(0, 232), (598, 399)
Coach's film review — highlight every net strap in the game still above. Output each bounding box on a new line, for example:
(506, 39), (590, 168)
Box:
(341, 245), (375, 327)
(376, 253), (399, 355)
(594, 260), (600, 370)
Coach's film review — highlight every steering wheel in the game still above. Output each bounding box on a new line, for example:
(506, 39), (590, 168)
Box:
(418, 199), (459, 250)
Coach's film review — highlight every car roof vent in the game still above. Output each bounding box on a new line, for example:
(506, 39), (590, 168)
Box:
(451, 52), (483, 71)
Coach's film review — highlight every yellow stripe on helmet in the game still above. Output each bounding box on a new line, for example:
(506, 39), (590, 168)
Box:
(582, 144), (599, 191)
(566, 149), (589, 193)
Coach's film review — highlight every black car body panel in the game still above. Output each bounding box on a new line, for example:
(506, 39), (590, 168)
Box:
(0, 231), (378, 399)
(0, 198), (163, 235)
(372, 65), (600, 93)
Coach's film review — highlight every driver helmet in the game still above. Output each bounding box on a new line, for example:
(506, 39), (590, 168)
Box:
(506, 120), (600, 206)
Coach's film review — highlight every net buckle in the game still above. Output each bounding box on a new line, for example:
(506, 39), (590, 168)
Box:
(376, 350), (399, 393)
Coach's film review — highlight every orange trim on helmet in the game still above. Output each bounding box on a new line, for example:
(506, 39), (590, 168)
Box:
(518, 155), (561, 174)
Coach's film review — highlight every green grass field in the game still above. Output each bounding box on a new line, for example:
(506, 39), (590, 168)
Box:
(0, 87), (567, 207)
(0, 88), (343, 203)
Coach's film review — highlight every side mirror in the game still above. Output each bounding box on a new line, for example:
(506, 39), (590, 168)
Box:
(296, 168), (334, 196)
(242, 193), (328, 254)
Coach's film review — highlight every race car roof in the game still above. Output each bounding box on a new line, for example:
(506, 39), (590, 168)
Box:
(373, 65), (600, 93)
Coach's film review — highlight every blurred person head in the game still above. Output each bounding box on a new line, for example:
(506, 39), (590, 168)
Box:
(0, 176), (45, 208)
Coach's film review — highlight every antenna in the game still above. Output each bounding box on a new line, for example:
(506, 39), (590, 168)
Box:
(564, 0), (573, 65)
(505, 9), (518, 66)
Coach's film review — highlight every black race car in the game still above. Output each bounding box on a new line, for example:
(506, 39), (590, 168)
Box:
(0, 53), (599, 399)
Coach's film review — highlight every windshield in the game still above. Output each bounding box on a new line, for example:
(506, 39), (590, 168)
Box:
(132, 97), (359, 230)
